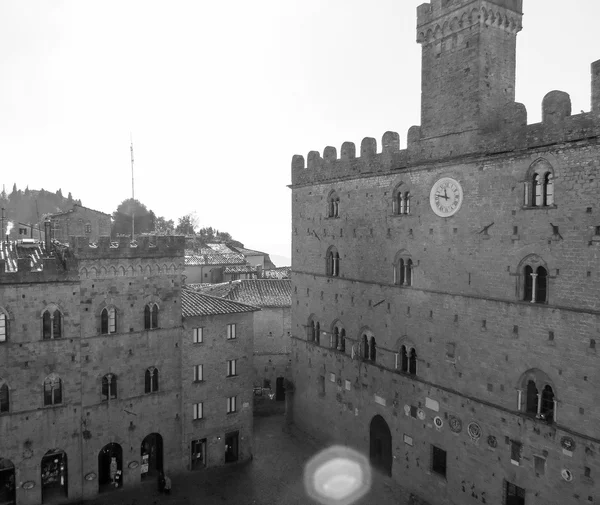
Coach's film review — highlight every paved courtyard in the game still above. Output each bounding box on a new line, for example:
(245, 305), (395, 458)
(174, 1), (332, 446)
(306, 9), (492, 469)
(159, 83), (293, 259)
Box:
(86, 414), (412, 505)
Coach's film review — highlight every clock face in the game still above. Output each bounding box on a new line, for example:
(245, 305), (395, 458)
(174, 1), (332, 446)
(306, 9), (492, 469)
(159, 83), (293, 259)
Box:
(430, 177), (463, 217)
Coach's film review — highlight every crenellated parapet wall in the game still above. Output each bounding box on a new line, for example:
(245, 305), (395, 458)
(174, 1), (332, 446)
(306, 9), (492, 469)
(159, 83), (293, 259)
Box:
(70, 235), (186, 260)
(0, 256), (78, 284)
(291, 76), (600, 186)
(416, 0), (522, 45)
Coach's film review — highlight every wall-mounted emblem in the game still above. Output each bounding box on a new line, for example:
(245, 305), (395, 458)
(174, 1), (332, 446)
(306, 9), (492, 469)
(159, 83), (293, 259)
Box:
(448, 415), (462, 433)
(487, 435), (497, 448)
(561, 469), (573, 482)
(434, 416), (443, 429)
(404, 405), (411, 416)
(128, 461), (139, 469)
(560, 437), (575, 452)
(467, 422), (482, 440)
(417, 409), (426, 421)
(22, 481), (35, 490)
(84, 472), (97, 481)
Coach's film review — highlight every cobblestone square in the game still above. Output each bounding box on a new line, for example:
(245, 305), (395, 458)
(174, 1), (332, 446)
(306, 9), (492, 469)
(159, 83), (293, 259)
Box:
(84, 414), (410, 505)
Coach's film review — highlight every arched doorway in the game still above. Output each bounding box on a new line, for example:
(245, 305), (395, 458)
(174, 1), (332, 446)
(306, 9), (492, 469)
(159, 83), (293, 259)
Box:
(98, 443), (123, 492)
(41, 450), (68, 503)
(0, 458), (15, 505)
(370, 415), (392, 476)
(140, 434), (163, 480)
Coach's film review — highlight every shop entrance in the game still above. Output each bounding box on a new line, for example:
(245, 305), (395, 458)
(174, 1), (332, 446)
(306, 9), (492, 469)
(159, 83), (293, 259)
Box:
(275, 377), (286, 402)
(140, 434), (163, 480)
(41, 450), (68, 503)
(0, 458), (15, 505)
(224, 431), (239, 463)
(369, 415), (392, 476)
(98, 443), (123, 492)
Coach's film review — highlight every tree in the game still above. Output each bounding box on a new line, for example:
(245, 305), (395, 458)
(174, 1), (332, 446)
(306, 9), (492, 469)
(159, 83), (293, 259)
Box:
(112, 198), (156, 237)
(67, 192), (73, 202)
(56, 188), (63, 199)
(155, 216), (175, 235)
(175, 213), (199, 235)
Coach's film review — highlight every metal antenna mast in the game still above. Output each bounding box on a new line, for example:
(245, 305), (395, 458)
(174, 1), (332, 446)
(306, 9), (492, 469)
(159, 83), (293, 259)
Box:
(130, 134), (135, 240)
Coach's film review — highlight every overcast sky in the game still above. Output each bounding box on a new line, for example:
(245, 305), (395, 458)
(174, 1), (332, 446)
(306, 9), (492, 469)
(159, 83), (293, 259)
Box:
(1, 1), (599, 265)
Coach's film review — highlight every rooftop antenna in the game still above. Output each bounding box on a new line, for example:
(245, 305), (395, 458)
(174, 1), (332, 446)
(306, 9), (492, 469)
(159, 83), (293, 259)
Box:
(130, 133), (135, 240)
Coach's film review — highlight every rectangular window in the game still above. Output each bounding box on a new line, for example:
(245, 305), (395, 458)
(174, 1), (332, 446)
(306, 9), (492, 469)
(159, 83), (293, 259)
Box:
(534, 455), (545, 476)
(108, 308), (116, 334)
(193, 402), (203, 420)
(329, 373), (336, 383)
(431, 445), (447, 478)
(227, 359), (237, 377)
(193, 327), (203, 344)
(510, 441), (522, 465)
(318, 375), (325, 396)
(85, 224), (92, 234)
(227, 396), (237, 414)
(191, 439), (207, 470)
(194, 365), (203, 382)
(505, 481), (525, 505)
(0, 313), (6, 342)
(227, 324), (236, 340)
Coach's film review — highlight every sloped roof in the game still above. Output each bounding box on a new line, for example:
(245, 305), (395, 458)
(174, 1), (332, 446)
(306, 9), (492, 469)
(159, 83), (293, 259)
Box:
(231, 246), (267, 256)
(181, 288), (259, 317)
(184, 251), (246, 266)
(48, 204), (111, 218)
(188, 279), (291, 308)
(224, 265), (259, 274)
(0, 241), (46, 272)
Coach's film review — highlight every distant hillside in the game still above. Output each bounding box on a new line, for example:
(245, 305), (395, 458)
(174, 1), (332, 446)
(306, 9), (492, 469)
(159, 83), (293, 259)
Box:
(0, 184), (81, 233)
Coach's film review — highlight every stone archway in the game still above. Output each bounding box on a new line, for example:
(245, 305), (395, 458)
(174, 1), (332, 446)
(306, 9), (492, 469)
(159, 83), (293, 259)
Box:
(0, 458), (15, 505)
(98, 443), (123, 492)
(370, 415), (392, 476)
(140, 434), (163, 481)
(41, 450), (68, 503)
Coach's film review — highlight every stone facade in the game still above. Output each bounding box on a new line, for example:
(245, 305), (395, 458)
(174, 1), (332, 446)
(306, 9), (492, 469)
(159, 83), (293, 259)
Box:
(49, 205), (111, 244)
(289, 1), (600, 505)
(0, 235), (195, 505)
(181, 309), (255, 470)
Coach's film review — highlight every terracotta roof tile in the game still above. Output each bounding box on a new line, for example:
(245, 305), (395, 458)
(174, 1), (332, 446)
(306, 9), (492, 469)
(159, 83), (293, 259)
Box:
(181, 288), (259, 317)
(188, 279), (291, 308)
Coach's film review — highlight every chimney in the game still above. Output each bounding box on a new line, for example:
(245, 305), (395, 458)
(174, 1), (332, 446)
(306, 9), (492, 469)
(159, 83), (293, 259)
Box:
(592, 59), (600, 114)
(44, 220), (53, 256)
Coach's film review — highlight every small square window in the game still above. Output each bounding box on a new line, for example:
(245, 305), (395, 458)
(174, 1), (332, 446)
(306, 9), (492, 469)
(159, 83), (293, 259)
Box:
(193, 402), (203, 420)
(193, 327), (203, 344)
(431, 445), (447, 478)
(344, 380), (351, 391)
(227, 359), (237, 377)
(510, 441), (522, 465)
(534, 455), (545, 476)
(227, 324), (237, 340)
(329, 373), (336, 383)
(227, 396), (237, 414)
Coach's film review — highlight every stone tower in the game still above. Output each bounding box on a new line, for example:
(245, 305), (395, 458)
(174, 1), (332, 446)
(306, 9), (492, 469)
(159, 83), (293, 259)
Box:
(417, 0), (523, 137)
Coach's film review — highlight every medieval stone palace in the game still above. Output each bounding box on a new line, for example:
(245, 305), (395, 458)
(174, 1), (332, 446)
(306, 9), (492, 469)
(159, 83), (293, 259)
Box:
(289, 1), (600, 504)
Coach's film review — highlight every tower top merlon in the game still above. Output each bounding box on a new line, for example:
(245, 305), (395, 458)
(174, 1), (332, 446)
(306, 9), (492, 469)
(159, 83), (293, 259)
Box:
(417, 0), (522, 25)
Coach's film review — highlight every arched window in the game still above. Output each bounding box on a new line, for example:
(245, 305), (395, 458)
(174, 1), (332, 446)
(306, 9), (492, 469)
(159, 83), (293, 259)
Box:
(144, 303), (159, 330)
(309, 320), (316, 342)
(42, 306), (62, 339)
(525, 159), (555, 208)
(408, 349), (417, 375)
(369, 337), (376, 362)
(340, 328), (346, 352)
(362, 334), (369, 360)
(327, 191), (340, 218)
(326, 247), (340, 277)
(543, 173), (554, 206)
(101, 307), (117, 334)
(102, 374), (117, 401)
(145, 367), (159, 393)
(392, 184), (411, 215)
(518, 369), (556, 424)
(315, 322), (320, 345)
(0, 382), (9, 412)
(43, 374), (62, 406)
(525, 380), (538, 414)
(400, 345), (408, 372)
(394, 252), (413, 286)
(520, 256), (549, 304)
(332, 327), (339, 350)
(0, 310), (8, 342)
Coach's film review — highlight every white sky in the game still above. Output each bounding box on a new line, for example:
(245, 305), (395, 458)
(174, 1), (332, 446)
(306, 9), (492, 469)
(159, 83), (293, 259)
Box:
(1, 1), (599, 265)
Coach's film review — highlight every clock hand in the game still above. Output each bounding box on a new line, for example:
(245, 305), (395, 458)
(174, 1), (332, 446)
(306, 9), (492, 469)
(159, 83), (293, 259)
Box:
(444, 189), (449, 199)
(436, 192), (449, 200)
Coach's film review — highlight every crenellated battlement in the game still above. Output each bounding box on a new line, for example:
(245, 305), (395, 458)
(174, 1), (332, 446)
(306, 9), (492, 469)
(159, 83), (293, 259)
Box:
(70, 235), (186, 260)
(416, 0), (522, 44)
(291, 77), (600, 186)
